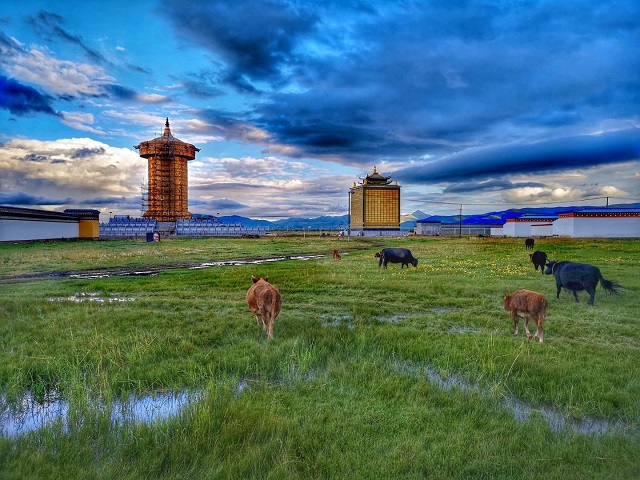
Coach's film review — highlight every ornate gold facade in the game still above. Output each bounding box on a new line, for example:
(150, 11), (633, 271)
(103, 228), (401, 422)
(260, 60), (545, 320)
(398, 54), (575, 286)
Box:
(135, 119), (199, 222)
(350, 167), (400, 231)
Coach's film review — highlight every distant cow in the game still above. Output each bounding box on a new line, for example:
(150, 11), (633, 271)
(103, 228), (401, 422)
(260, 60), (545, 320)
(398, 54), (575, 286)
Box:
(333, 249), (341, 260)
(544, 261), (620, 305)
(525, 238), (534, 250)
(503, 289), (547, 343)
(529, 250), (547, 274)
(246, 276), (282, 340)
(378, 248), (418, 269)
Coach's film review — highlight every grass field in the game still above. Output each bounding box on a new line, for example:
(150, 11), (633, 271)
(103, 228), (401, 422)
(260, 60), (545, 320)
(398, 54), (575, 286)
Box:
(0, 235), (638, 479)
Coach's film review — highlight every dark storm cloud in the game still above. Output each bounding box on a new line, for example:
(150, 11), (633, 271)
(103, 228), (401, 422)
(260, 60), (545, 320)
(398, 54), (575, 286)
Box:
(0, 76), (58, 116)
(172, 0), (639, 175)
(159, 0), (319, 90)
(190, 198), (248, 210)
(176, 69), (226, 99)
(23, 153), (48, 162)
(103, 84), (170, 103)
(0, 192), (71, 206)
(443, 180), (547, 194)
(71, 147), (106, 159)
(27, 10), (109, 64)
(392, 128), (640, 184)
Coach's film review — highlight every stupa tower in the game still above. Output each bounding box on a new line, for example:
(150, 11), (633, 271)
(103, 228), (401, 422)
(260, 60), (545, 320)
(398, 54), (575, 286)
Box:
(135, 118), (200, 221)
(349, 166), (401, 233)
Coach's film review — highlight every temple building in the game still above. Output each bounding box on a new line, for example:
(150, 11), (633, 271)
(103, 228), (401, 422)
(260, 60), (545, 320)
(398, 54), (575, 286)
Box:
(135, 118), (199, 222)
(349, 166), (401, 235)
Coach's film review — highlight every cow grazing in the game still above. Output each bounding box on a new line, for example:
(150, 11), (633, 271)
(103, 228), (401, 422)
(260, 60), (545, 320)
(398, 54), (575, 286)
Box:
(333, 249), (341, 260)
(378, 248), (418, 269)
(529, 250), (547, 274)
(503, 289), (547, 343)
(525, 238), (534, 250)
(246, 276), (282, 340)
(544, 261), (620, 305)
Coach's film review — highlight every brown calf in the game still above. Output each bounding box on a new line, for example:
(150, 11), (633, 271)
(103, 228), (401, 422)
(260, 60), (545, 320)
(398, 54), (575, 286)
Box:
(333, 249), (341, 260)
(503, 289), (547, 343)
(246, 276), (282, 340)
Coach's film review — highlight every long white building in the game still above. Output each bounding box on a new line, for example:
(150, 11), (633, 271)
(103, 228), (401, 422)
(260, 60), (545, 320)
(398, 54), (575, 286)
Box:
(552, 208), (640, 238)
(493, 208), (640, 238)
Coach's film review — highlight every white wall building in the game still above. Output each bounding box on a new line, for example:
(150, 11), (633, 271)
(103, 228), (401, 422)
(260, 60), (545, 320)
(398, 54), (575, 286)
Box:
(500, 215), (558, 237)
(0, 206), (99, 242)
(552, 209), (640, 238)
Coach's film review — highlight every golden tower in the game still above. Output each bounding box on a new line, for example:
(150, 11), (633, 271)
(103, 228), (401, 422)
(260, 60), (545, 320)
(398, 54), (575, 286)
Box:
(135, 118), (200, 221)
(349, 166), (400, 232)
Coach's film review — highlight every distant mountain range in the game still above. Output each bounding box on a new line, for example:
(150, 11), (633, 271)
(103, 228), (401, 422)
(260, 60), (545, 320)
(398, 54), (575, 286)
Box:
(198, 202), (640, 231)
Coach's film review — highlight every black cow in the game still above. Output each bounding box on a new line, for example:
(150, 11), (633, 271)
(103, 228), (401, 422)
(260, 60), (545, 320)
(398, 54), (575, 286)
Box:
(525, 238), (534, 250)
(529, 250), (547, 274)
(544, 261), (621, 305)
(377, 248), (418, 269)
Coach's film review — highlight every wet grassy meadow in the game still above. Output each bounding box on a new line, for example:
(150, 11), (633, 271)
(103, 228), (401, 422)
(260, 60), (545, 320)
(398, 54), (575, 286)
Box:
(0, 235), (638, 479)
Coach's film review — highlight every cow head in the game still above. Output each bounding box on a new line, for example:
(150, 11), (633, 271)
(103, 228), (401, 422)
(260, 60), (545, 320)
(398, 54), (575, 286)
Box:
(251, 276), (269, 284)
(543, 261), (556, 275)
(503, 294), (513, 311)
(412, 258), (418, 267)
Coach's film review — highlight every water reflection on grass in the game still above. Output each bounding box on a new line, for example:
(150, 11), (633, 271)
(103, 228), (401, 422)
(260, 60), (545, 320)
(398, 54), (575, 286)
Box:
(391, 359), (632, 437)
(0, 390), (200, 438)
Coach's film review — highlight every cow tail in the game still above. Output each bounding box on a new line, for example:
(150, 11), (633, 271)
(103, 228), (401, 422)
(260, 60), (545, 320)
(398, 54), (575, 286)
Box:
(262, 290), (275, 317)
(599, 274), (621, 295)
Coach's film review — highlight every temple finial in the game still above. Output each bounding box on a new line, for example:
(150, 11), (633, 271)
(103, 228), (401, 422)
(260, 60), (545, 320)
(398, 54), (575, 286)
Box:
(163, 118), (171, 136)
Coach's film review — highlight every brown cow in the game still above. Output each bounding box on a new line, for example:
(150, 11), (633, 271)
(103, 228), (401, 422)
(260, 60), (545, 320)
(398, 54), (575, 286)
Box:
(246, 276), (282, 340)
(503, 289), (547, 343)
(333, 249), (341, 260)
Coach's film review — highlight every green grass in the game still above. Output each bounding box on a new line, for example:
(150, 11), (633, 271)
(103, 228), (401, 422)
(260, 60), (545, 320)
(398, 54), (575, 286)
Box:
(0, 236), (639, 479)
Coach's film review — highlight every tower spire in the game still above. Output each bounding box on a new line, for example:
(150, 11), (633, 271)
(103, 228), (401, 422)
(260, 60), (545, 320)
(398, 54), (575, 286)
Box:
(163, 117), (171, 137)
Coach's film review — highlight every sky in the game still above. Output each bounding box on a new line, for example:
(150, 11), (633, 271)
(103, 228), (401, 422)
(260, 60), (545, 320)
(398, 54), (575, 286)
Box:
(1, 0), (639, 222)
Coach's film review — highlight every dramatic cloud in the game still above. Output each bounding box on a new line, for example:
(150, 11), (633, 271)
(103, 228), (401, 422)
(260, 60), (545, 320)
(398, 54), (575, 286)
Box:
(0, 75), (58, 116)
(170, 0), (639, 165)
(0, 138), (146, 212)
(160, 0), (319, 90)
(392, 128), (640, 184)
(27, 10), (109, 64)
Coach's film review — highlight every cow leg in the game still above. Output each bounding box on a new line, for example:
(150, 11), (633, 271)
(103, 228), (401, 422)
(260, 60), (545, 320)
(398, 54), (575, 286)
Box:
(512, 312), (519, 336)
(536, 321), (544, 343)
(572, 290), (580, 303)
(587, 288), (596, 306)
(523, 316), (532, 339)
(266, 319), (274, 340)
(556, 284), (562, 300)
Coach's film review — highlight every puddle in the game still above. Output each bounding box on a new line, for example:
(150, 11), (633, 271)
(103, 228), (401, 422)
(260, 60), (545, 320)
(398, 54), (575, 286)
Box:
(69, 271), (158, 279)
(321, 313), (408, 329)
(446, 326), (478, 334)
(235, 379), (252, 397)
(377, 314), (408, 324)
(0, 390), (200, 438)
(429, 307), (458, 315)
(190, 255), (324, 270)
(1, 255), (327, 282)
(48, 292), (136, 303)
(391, 360), (631, 436)
(321, 313), (355, 329)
